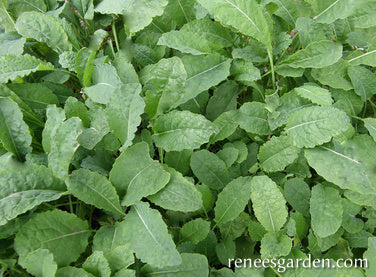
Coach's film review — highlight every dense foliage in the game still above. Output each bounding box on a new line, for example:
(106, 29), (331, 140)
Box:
(1, 0), (376, 276)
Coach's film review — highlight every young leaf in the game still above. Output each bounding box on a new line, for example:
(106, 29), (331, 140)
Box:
(278, 41), (342, 69)
(121, 202), (182, 267)
(284, 178), (311, 217)
(66, 169), (124, 216)
(148, 166), (203, 212)
(21, 249), (57, 277)
(238, 102), (270, 135)
(260, 232), (292, 259)
(14, 210), (91, 266)
(0, 97), (32, 160)
(15, 12), (72, 53)
(197, 0), (272, 49)
(109, 142), (170, 205)
(152, 111), (217, 152)
(214, 176), (253, 224)
(310, 184), (343, 238)
(363, 118), (376, 142)
(141, 253), (208, 277)
(250, 176), (288, 232)
(180, 218), (210, 244)
(258, 135), (300, 173)
(94, 0), (168, 33)
(106, 83), (145, 150)
(42, 105), (66, 153)
(0, 54), (53, 83)
(293, 85), (333, 106)
(190, 150), (229, 190)
(285, 106), (349, 148)
(82, 251), (111, 277)
(164, 150), (192, 175)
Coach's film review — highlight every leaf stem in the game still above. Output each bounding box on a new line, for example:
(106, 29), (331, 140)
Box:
(112, 20), (120, 53)
(267, 48), (276, 90)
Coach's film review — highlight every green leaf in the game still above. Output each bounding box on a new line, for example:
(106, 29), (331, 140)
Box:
(284, 178), (310, 217)
(238, 102), (270, 135)
(214, 176), (253, 224)
(216, 239), (236, 265)
(305, 135), (376, 195)
(94, 0), (168, 33)
(197, 0), (272, 49)
(165, 149), (192, 175)
(0, 33), (26, 57)
(295, 17), (333, 48)
(42, 105), (66, 153)
(206, 81), (240, 121)
(109, 142), (170, 205)
(258, 136), (300, 172)
(284, 106), (350, 148)
(347, 46), (376, 67)
(82, 251), (111, 277)
(342, 199), (363, 234)
(66, 169), (124, 215)
(180, 218), (210, 244)
(293, 85), (333, 106)
(364, 237), (376, 276)
(312, 59), (353, 90)
(210, 110), (239, 144)
(106, 83), (145, 150)
(364, 118), (376, 142)
(121, 201), (181, 267)
(0, 97), (32, 160)
(148, 166), (203, 212)
(190, 150), (229, 190)
(48, 117), (84, 178)
(348, 65), (376, 101)
(0, 1), (16, 32)
(14, 210), (91, 266)
(56, 267), (95, 277)
(278, 41), (342, 69)
(141, 253), (208, 277)
(230, 59), (261, 84)
(64, 97), (89, 127)
(21, 249), (57, 277)
(140, 57), (186, 118)
(71, 0), (94, 20)
(250, 176), (288, 232)
(310, 184), (343, 238)
(15, 12), (72, 53)
(181, 54), (231, 105)
(152, 110), (217, 152)
(0, 54), (53, 83)
(260, 232), (292, 259)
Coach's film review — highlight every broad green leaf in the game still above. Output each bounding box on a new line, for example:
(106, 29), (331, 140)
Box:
(345, 190), (376, 210)
(152, 110), (217, 152)
(121, 202), (181, 267)
(238, 102), (270, 135)
(83, 251), (111, 277)
(295, 17), (333, 48)
(148, 166), (202, 212)
(260, 232), (292, 259)
(278, 41), (342, 69)
(312, 60), (353, 91)
(310, 184), (343, 238)
(181, 54), (231, 104)
(64, 97), (89, 127)
(15, 12), (72, 53)
(165, 149), (192, 175)
(284, 178), (310, 217)
(42, 105), (66, 153)
(348, 65), (376, 101)
(312, 0), (367, 24)
(305, 135), (376, 195)
(0, 54), (53, 83)
(48, 117), (84, 178)
(332, 89), (363, 116)
(140, 57), (186, 118)
(347, 46), (376, 67)
(95, 0), (168, 33)
(180, 218), (210, 244)
(14, 210), (91, 266)
(349, 2), (376, 28)
(66, 169), (124, 215)
(141, 253), (208, 277)
(0, 33), (25, 57)
(0, 1), (16, 32)
(109, 142), (170, 205)
(285, 106), (349, 148)
(72, 0), (94, 20)
(22, 249), (57, 277)
(197, 0), (272, 49)
(0, 97), (32, 160)
(93, 224), (134, 272)
(364, 237), (376, 276)
(75, 48), (96, 88)
(217, 147), (239, 168)
(113, 269), (135, 277)
(230, 59), (261, 84)
(214, 176), (252, 224)
(210, 110), (239, 144)
(293, 85), (333, 106)
(250, 176), (288, 232)
(315, 227), (344, 252)
(5, 0), (46, 17)
(56, 267), (95, 277)
(364, 118), (376, 142)
(158, 0), (197, 28)
(266, 0), (311, 27)
(258, 136), (300, 172)
(342, 199), (363, 234)
(106, 83), (145, 150)
(0, 153), (65, 226)
(190, 150), (229, 190)
(206, 81), (240, 121)
(216, 239), (236, 265)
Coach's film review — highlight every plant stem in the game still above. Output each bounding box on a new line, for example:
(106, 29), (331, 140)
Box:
(112, 20), (120, 52)
(267, 48), (276, 90)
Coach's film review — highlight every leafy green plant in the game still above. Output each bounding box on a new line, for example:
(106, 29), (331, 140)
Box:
(1, 0), (376, 276)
